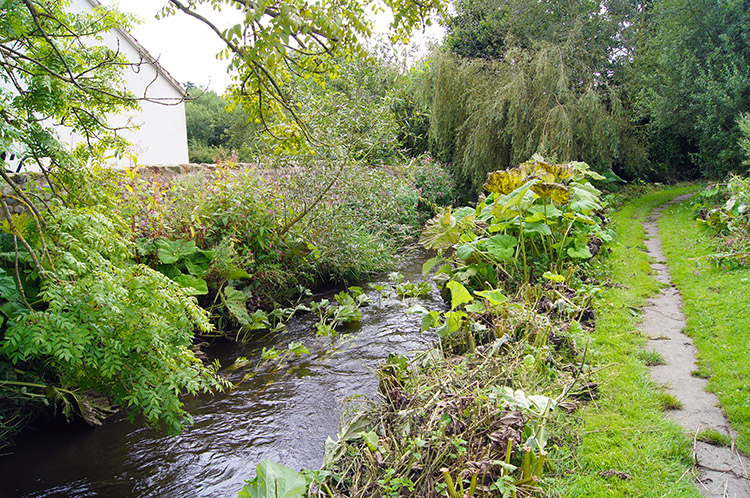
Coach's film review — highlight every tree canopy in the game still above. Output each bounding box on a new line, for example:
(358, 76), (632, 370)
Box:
(629, 0), (750, 178)
(161, 0), (447, 142)
(413, 0), (749, 184)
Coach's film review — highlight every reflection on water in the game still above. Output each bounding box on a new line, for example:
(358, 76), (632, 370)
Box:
(0, 250), (443, 498)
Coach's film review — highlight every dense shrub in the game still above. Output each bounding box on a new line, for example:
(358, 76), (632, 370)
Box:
(119, 156), (456, 309)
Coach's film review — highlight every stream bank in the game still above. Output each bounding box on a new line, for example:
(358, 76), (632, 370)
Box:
(0, 250), (443, 498)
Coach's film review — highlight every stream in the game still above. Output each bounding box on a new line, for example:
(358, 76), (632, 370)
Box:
(0, 250), (444, 498)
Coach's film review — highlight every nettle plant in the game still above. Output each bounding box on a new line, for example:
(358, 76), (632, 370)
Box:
(421, 156), (613, 290)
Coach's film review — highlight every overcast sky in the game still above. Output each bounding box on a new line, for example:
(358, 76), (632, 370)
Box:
(102, 1), (444, 92)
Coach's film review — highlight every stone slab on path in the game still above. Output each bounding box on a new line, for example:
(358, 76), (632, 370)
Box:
(642, 193), (750, 497)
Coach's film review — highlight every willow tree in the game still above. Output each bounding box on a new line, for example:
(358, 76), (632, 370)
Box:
(421, 0), (646, 192)
(424, 45), (631, 193)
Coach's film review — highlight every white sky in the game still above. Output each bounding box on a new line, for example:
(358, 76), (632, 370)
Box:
(102, 1), (444, 92)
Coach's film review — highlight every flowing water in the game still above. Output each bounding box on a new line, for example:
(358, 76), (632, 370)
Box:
(0, 250), (444, 498)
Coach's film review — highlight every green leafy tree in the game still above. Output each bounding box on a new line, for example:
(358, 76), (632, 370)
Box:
(0, 0), (226, 445)
(184, 84), (260, 162)
(422, 46), (630, 193)
(629, 0), (750, 178)
(419, 0), (652, 192)
(161, 0), (447, 143)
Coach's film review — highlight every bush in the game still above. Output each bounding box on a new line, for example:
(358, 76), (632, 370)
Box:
(1, 202), (227, 439)
(118, 156), (457, 313)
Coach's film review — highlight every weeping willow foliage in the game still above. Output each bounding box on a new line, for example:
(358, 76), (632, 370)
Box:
(423, 43), (632, 192)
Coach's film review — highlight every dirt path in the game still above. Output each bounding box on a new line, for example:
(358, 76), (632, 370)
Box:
(642, 194), (750, 497)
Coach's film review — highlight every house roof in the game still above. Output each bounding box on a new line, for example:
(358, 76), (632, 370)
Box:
(85, 0), (187, 97)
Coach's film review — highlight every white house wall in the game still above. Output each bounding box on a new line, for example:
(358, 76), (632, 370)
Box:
(63, 0), (189, 167)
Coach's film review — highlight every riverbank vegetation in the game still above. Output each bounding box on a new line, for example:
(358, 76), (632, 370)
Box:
(246, 181), (701, 497)
(2, 0), (750, 496)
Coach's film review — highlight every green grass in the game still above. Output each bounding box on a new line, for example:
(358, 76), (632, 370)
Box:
(637, 349), (666, 366)
(659, 199), (750, 455)
(658, 392), (684, 411)
(696, 428), (732, 447)
(553, 186), (701, 497)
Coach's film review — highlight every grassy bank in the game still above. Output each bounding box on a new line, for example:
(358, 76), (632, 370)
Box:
(659, 195), (750, 455)
(554, 185), (701, 497)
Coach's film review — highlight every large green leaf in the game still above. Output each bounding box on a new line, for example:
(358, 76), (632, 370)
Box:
(567, 242), (593, 259)
(569, 183), (602, 213)
(422, 256), (438, 276)
(474, 289), (508, 305)
(0, 300), (27, 321)
(435, 311), (465, 338)
(420, 208), (461, 250)
(226, 267), (252, 280)
(224, 285), (252, 326)
(0, 268), (19, 299)
(523, 221), (553, 236)
(155, 239), (200, 265)
(446, 280), (473, 310)
(483, 234), (518, 260)
(406, 305), (441, 331)
(484, 168), (528, 194)
(455, 244), (475, 260)
(238, 460), (306, 498)
(173, 274), (209, 295)
(184, 250), (212, 276)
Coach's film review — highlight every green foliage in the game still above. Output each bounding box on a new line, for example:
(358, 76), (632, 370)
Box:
(445, 0), (636, 63)
(422, 49), (629, 192)
(238, 459), (306, 498)
(309, 288), (368, 343)
(119, 152), (455, 340)
(0, 0), (137, 172)
(161, 0), (446, 140)
(420, 158), (612, 288)
(0, 1), (229, 443)
(285, 54), (406, 161)
(629, 0), (750, 179)
(1, 207), (227, 434)
(185, 85), (261, 163)
(391, 66), (431, 157)
(695, 175), (750, 268)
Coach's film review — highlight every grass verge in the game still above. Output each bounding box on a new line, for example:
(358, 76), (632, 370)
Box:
(552, 185), (701, 497)
(658, 197), (750, 455)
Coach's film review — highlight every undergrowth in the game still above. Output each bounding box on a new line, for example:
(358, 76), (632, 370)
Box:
(116, 156), (456, 336)
(239, 177), (705, 497)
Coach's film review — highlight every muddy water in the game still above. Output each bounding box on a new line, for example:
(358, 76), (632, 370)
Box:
(0, 250), (444, 498)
